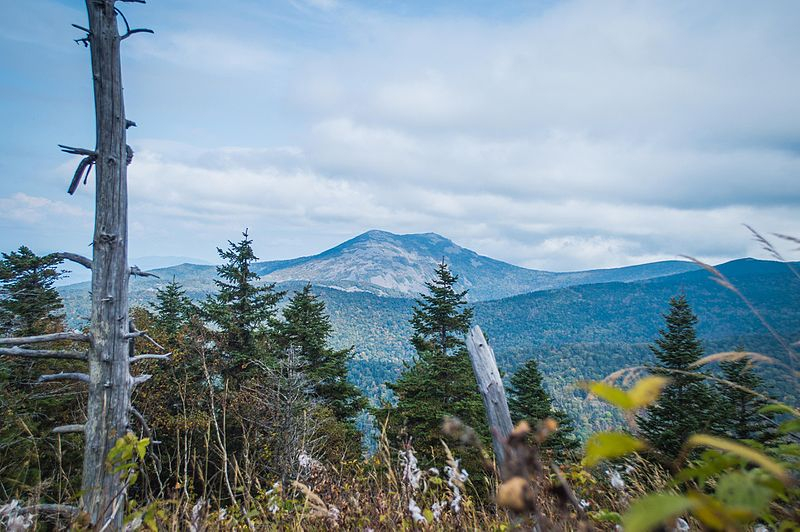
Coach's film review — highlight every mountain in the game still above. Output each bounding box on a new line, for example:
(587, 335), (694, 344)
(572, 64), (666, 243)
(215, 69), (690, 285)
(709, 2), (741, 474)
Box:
(252, 230), (699, 300)
(57, 230), (700, 308)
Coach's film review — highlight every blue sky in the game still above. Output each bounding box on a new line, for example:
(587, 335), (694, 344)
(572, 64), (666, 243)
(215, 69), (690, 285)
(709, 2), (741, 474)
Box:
(1, 0), (799, 273)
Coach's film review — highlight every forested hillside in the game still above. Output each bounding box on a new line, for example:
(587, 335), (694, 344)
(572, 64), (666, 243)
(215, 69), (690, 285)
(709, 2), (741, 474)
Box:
(58, 257), (800, 436)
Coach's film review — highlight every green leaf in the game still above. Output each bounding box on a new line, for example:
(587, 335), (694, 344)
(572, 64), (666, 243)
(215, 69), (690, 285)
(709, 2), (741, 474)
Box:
(583, 431), (645, 467)
(136, 438), (150, 461)
(715, 471), (774, 516)
(758, 403), (797, 416)
(687, 434), (789, 484)
(423, 509), (434, 523)
(622, 493), (695, 532)
(590, 509), (622, 524)
(779, 418), (800, 435)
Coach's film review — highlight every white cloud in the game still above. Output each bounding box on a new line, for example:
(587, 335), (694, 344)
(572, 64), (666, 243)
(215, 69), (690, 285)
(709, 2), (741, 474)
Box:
(2, 0), (799, 270)
(0, 193), (88, 224)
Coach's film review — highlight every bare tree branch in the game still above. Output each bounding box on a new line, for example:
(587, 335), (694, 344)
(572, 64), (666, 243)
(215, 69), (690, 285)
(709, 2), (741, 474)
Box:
(114, 6), (153, 41)
(125, 119), (137, 129)
(59, 144), (96, 157)
(130, 353), (171, 363)
(0, 347), (87, 360)
(0, 331), (90, 345)
(129, 265), (159, 278)
(38, 372), (90, 384)
(121, 28), (154, 40)
(131, 374), (152, 387)
(71, 23), (92, 46)
(53, 252), (93, 270)
(129, 406), (160, 444)
(53, 424), (85, 434)
(22, 504), (80, 518)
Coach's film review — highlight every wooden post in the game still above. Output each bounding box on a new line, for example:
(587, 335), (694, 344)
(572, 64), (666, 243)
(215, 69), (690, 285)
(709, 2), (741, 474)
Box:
(466, 325), (514, 467)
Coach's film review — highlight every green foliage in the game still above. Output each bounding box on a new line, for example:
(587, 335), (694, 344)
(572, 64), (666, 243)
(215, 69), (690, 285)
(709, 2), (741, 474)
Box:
(507, 357), (579, 458)
(0, 247), (84, 500)
(107, 432), (150, 486)
(150, 278), (196, 343)
(201, 230), (284, 379)
(622, 493), (695, 532)
(0, 246), (64, 336)
(587, 370), (800, 531)
(636, 295), (720, 456)
(275, 284), (366, 425)
(376, 262), (488, 466)
(717, 357), (776, 442)
(582, 432), (644, 467)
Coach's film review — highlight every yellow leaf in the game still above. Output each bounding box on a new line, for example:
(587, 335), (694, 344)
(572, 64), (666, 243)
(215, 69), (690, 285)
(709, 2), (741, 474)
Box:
(583, 431), (645, 467)
(687, 434), (789, 483)
(628, 376), (669, 408)
(581, 381), (634, 410)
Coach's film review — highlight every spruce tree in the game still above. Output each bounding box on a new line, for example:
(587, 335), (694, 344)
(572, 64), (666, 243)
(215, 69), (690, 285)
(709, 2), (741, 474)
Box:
(275, 284), (366, 424)
(637, 295), (718, 456)
(0, 246), (65, 335)
(718, 358), (773, 442)
(151, 278), (195, 343)
(0, 247), (83, 497)
(377, 262), (487, 461)
(202, 230), (283, 379)
(507, 357), (579, 459)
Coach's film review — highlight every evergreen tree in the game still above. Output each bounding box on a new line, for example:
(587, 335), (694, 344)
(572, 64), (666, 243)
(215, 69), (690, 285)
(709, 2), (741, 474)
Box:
(275, 284), (366, 424)
(151, 278), (195, 343)
(637, 295), (718, 456)
(377, 262), (487, 461)
(718, 358), (773, 442)
(0, 246), (64, 335)
(507, 357), (579, 459)
(0, 247), (83, 498)
(202, 230), (283, 378)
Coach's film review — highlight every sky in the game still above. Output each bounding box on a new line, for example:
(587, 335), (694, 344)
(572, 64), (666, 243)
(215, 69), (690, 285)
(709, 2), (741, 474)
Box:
(1, 0), (799, 273)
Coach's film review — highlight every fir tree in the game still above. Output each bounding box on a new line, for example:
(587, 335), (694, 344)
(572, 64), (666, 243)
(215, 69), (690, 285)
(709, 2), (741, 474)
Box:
(275, 284), (366, 424)
(0, 247), (83, 497)
(202, 230), (284, 378)
(718, 358), (773, 442)
(0, 246), (64, 335)
(507, 357), (579, 459)
(377, 262), (487, 461)
(637, 295), (718, 456)
(151, 278), (195, 343)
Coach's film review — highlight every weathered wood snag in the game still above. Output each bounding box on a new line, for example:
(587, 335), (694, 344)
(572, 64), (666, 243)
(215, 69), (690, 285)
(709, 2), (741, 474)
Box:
(466, 325), (514, 466)
(0, 1), (155, 527)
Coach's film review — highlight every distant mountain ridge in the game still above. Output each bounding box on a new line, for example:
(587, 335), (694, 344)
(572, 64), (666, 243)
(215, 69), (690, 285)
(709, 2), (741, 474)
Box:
(254, 230), (700, 300)
(58, 229), (701, 301)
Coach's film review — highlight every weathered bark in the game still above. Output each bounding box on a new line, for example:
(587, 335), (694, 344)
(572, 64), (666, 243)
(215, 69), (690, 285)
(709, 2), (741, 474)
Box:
(466, 325), (514, 466)
(81, 1), (133, 526)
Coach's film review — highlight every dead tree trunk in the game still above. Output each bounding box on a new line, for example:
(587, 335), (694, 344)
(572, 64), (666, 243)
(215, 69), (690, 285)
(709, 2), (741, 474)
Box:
(466, 325), (514, 467)
(0, 1), (157, 527)
(80, 1), (132, 524)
